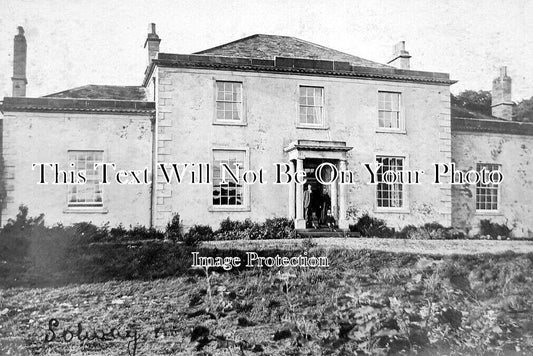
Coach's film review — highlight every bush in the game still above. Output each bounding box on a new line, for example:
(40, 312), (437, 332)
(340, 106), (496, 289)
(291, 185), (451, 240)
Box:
(479, 219), (512, 239)
(73, 221), (108, 242)
(443, 227), (466, 240)
(263, 217), (295, 239)
(422, 222), (447, 239)
(395, 225), (418, 239)
(0, 205), (43, 260)
(2, 205), (44, 236)
(394, 223), (466, 240)
(109, 223), (128, 240)
(218, 217), (245, 233)
(183, 225), (214, 246)
(349, 213), (394, 238)
(165, 213), (183, 241)
(214, 217), (295, 240)
(128, 225), (165, 241)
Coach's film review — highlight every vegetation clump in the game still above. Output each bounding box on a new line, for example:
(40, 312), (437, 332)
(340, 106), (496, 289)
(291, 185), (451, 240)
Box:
(478, 219), (512, 239)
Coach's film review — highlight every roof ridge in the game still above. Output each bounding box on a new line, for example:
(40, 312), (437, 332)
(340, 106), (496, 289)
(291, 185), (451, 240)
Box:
(193, 33), (390, 69)
(43, 84), (92, 97)
(194, 34), (261, 54)
(44, 84), (144, 98)
(289, 36), (377, 63)
(43, 84), (147, 101)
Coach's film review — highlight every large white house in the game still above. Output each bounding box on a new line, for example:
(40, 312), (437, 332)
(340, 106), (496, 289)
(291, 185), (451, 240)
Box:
(1, 25), (532, 236)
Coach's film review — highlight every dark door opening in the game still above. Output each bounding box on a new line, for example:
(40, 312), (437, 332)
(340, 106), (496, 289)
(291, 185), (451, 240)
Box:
(303, 158), (335, 228)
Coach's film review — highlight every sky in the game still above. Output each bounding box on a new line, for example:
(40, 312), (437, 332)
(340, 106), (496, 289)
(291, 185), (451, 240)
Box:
(0, 0), (532, 100)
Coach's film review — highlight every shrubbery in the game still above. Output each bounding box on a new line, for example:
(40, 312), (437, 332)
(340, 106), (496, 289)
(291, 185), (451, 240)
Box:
(397, 223), (466, 240)
(0, 207), (296, 250)
(349, 213), (394, 238)
(479, 219), (512, 239)
(0, 205), (523, 290)
(348, 213), (480, 239)
(165, 213), (183, 241)
(182, 224), (214, 246)
(214, 217), (295, 240)
(0, 207), (305, 287)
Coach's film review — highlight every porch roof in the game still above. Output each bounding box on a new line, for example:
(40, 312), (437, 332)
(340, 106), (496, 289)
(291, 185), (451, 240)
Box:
(284, 140), (353, 153)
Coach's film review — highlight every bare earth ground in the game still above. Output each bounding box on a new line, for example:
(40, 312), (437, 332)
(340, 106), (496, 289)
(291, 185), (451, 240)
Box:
(2, 239), (533, 355)
(207, 237), (533, 255)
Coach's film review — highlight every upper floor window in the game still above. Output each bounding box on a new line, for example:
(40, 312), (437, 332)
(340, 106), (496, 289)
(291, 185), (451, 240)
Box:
(212, 149), (247, 208)
(378, 91), (402, 130)
(299, 86), (324, 126)
(67, 150), (103, 208)
(215, 81), (243, 123)
(476, 163), (501, 211)
(376, 156), (404, 209)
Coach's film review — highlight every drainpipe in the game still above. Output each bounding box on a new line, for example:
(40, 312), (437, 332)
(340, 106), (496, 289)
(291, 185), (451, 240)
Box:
(0, 114), (4, 226)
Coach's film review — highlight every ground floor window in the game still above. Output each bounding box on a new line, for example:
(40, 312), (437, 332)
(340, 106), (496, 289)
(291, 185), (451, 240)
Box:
(67, 150), (103, 207)
(476, 163), (501, 211)
(212, 149), (246, 207)
(376, 156), (404, 208)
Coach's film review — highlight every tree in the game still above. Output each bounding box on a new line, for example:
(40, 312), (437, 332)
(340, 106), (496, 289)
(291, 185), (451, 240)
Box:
(513, 96), (533, 122)
(451, 90), (492, 116)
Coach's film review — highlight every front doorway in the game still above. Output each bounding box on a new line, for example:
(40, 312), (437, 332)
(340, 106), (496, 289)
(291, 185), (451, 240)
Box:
(284, 139), (352, 229)
(303, 159), (335, 228)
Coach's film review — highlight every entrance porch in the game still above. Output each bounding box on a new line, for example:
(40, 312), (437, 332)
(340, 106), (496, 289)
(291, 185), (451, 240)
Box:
(284, 140), (353, 230)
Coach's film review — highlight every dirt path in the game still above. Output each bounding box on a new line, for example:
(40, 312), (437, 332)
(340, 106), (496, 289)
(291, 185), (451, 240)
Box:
(206, 237), (533, 255)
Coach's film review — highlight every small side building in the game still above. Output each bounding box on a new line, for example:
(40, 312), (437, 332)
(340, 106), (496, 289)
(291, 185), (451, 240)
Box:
(0, 28), (155, 227)
(451, 67), (533, 237)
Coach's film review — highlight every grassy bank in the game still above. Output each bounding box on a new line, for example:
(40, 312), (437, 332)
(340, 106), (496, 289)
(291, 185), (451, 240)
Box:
(1, 248), (533, 355)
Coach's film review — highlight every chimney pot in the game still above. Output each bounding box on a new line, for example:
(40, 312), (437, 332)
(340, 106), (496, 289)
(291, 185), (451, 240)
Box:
(499, 66), (508, 79)
(387, 41), (411, 70)
(12, 26), (27, 97)
(144, 23), (161, 68)
(491, 66), (513, 120)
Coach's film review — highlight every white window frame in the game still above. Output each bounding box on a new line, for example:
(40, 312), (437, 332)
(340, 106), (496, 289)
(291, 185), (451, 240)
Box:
(209, 147), (251, 212)
(214, 80), (246, 126)
(65, 150), (107, 213)
(373, 154), (410, 213)
(297, 85), (326, 128)
(475, 163), (501, 214)
(377, 91), (405, 133)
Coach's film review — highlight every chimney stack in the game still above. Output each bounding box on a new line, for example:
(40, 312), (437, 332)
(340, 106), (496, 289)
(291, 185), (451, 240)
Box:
(12, 26), (27, 97)
(144, 23), (161, 68)
(387, 41), (411, 70)
(491, 66), (513, 120)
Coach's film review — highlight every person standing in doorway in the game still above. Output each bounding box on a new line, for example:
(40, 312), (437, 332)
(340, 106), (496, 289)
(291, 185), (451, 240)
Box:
(320, 186), (331, 224)
(303, 184), (312, 226)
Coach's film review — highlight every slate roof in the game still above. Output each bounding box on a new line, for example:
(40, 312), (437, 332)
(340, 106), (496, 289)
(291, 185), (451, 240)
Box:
(1, 97), (155, 115)
(44, 85), (148, 101)
(451, 104), (506, 121)
(195, 34), (391, 69)
(1, 84), (153, 114)
(451, 104), (533, 136)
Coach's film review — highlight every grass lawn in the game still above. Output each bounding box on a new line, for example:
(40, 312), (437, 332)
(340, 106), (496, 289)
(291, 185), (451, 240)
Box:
(2, 245), (533, 355)
(207, 237), (533, 255)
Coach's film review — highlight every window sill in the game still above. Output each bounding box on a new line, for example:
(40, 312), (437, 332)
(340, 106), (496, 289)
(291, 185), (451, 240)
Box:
(475, 210), (503, 216)
(374, 208), (410, 214)
(213, 121), (247, 126)
(64, 207), (109, 214)
(296, 125), (329, 130)
(208, 206), (251, 212)
(375, 128), (406, 134)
